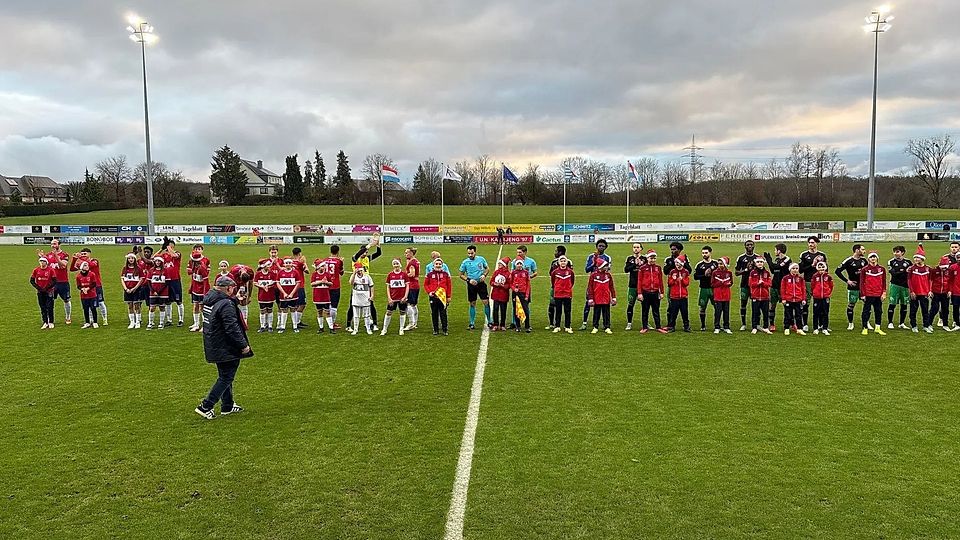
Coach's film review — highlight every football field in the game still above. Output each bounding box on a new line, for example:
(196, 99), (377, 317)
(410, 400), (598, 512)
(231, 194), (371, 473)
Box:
(3, 238), (960, 538)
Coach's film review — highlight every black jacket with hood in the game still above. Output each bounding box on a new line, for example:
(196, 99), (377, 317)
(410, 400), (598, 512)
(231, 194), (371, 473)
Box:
(202, 289), (252, 364)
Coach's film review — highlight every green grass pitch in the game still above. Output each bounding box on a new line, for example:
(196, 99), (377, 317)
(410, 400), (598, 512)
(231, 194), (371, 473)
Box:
(2, 235), (960, 537)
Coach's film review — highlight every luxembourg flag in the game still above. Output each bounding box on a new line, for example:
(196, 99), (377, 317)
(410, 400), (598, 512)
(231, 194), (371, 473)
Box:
(381, 164), (400, 183)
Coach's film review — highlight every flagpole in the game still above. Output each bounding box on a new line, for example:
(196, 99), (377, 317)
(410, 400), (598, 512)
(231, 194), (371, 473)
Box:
(626, 169), (630, 225)
(441, 169), (445, 229)
(563, 173), (567, 231)
(380, 169), (385, 228)
(500, 163), (505, 227)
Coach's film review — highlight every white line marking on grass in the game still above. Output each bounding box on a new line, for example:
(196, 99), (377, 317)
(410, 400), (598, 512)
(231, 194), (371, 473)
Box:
(444, 244), (501, 540)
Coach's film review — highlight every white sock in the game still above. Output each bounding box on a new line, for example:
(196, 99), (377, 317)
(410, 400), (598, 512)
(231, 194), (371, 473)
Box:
(365, 316), (372, 332)
(266, 312), (273, 329)
(135, 312), (141, 324)
(148, 311), (154, 325)
(317, 315), (324, 329)
(193, 310), (200, 327)
(352, 307), (360, 332)
(165, 304), (172, 321)
(159, 311), (166, 325)
(99, 302), (108, 319)
(128, 313), (135, 324)
(280, 312), (288, 329)
(177, 303), (184, 323)
(65, 301), (72, 320)
(383, 314), (392, 332)
(325, 315), (334, 329)
(240, 305), (248, 321)
(259, 313), (266, 328)
(399, 314), (407, 331)
(412, 305), (418, 326)
(330, 306), (338, 324)
(293, 311), (301, 326)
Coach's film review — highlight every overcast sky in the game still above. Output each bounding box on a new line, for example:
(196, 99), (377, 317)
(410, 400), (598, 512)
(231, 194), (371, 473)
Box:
(1, 0), (957, 183)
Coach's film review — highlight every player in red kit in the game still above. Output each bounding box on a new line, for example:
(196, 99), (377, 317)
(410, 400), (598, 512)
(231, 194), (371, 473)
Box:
(710, 256), (733, 333)
(811, 261), (834, 335)
(290, 247), (310, 328)
(254, 261), (277, 333)
(187, 250), (211, 332)
(146, 256), (170, 329)
(31, 257), (58, 328)
(780, 263), (807, 335)
(76, 261), (100, 328)
(311, 258), (335, 334)
(160, 238), (185, 327)
(381, 258), (410, 335)
(71, 248), (107, 325)
(908, 246), (933, 333)
(325, 245), (346, 329)
(228, 263), (254, 324)
(403, 247), (421, 331)
(587, 259), (616, 334)
(38, 239), (72, 324)
(120, 252), (145, 329)
(490, 258), (512, 331)
(858, 252), (888, 335)
(550, 255), (575, 333)
(275, 259), (302, 333)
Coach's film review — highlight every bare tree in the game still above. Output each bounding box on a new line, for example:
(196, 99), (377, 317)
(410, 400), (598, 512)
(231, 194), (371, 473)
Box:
(360, 153), (395, 182)
(472, 154), (496, 204)
(906, 134), (957, 208)
(95, 155), (132, 203)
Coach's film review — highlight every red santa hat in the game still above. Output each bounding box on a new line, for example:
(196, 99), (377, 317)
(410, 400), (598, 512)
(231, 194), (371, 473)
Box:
(754, 256), (765, 264)
(914, 243), (926, 260)
(313, 258), (324, 267)
(498, 257), (510, 267)
(718, 256), (730, 267)
(867, 251), (879, 260)
(353, 262), (364, 270)
(939, 256), (951, 268)
(125, 253), (137, 260)
(190, 250), (204, 262)
(153, 255), (164, 262)
(597, 258), (609, 269)
(816, 261), (827, 270)
(645, 249), (657, 258)
(283, 258), (294, 265)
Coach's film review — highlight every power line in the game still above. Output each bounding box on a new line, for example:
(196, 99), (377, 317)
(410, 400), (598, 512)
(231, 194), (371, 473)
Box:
(683, 134), (704, 183)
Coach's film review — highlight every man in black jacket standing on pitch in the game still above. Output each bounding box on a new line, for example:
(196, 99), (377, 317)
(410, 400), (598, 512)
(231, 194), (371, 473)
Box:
(195, 275), (253, 420)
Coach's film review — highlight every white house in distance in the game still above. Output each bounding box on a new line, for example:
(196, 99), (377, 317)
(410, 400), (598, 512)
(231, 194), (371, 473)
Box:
(240, 159), (282, 197)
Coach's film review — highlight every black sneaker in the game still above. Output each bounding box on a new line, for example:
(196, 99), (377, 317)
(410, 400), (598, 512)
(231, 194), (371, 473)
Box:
(257, 327), (266, 333)
(683, 327), (691, 333)
(525, 328), (531, 333)
(298, 322), (308, 329)
(468, 324), (475, 330)
(317, 328), (324, 334)
(177, 321), (184, 327)
(433, 331), (439, 336)
(220, 404), (243, 416)
(700, 327), (706, 332)
(443, 330), (449, 336)
(329, 328), (337, 335)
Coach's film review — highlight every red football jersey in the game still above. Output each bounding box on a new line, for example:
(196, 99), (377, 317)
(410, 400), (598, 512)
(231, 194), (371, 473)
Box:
(292, 259), (308, 282)
(312, 278), (331, 303)
(550, 267), (575, 299)
(275, 268), (301, 298)
(45, 251), (70, 282)
(120, 265), (144, 291)
(161, 251), (182, 280)
(71, 255), (103, 286)
(228, 264), (254, 285)
(490, 267), (512, 303)
(75, 273), (98, 300)
(189, 263), (210, 296)
(254, 269), (277, 302)
(31, 266), (57, 291)
(406, 258), (421, 290)
(386, 271), (409, 302)
(323, 257), (344, 289)
(146, 267), (169, 297)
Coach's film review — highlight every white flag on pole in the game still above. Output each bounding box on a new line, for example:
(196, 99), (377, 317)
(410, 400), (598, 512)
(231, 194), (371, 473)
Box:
(443, 165), (462, 182)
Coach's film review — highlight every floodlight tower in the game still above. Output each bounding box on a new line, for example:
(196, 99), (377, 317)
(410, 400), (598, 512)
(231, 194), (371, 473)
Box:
(863, 6), (893, 231)
(127, 15), (158, 235)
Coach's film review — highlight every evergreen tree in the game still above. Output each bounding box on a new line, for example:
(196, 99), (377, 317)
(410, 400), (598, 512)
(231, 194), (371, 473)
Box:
(303, 159), (314, 191)
(80, 168), (105, 203)
(314, 150), (327, 202)
(333, 150), (353, 204)
(209, 145), (248, 205)
(283, 154), (304, 203)
(9, 189), (22, 205)
(412, 164), (431, 204)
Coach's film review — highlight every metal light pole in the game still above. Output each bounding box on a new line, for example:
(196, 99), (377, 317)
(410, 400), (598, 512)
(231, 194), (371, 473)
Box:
(864, 6), (893, 231)
(127, 16), (158, 235)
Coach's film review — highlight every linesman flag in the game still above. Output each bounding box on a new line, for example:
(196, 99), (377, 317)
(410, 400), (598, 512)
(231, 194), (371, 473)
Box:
(502, 164), (519, 183)
(381, 164), (400, 183)
(436, 286), (448, 308)
(514, 296), (527, 323)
